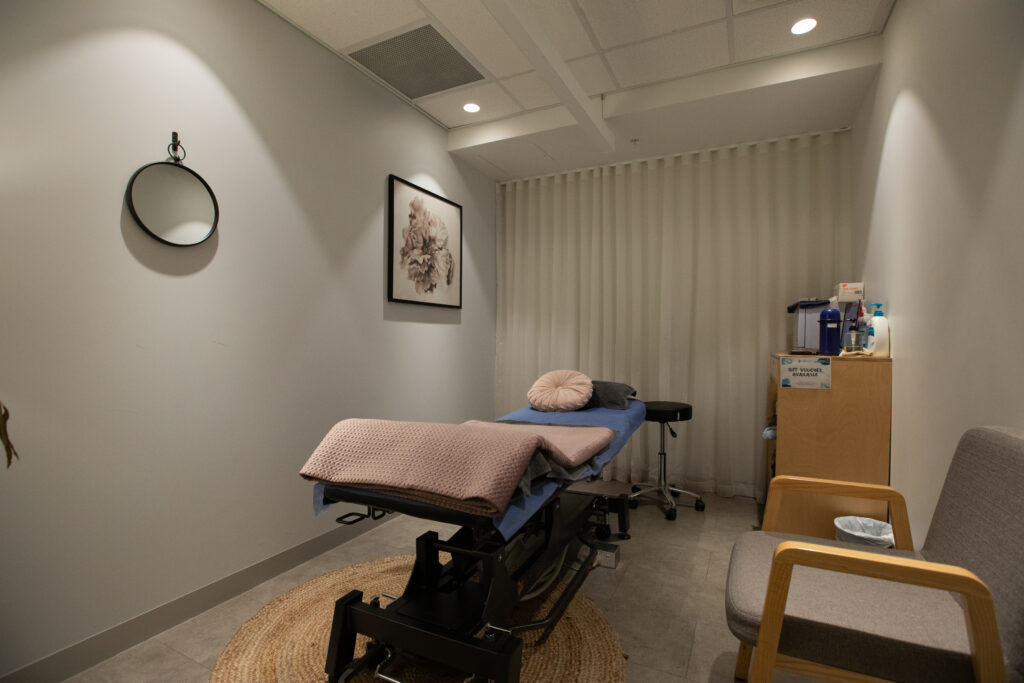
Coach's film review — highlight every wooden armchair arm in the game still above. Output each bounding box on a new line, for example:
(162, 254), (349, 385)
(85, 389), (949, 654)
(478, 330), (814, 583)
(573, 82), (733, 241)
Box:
(750, 540), (1005, 683)
(762, 475), (914, 550)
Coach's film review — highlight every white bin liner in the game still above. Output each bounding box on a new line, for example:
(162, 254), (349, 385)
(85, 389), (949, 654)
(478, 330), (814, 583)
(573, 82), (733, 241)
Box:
(834, 515), (894, 548)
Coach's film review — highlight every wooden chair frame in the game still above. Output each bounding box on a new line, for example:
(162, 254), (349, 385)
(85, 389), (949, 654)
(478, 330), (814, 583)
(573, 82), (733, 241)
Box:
(734, 475), (1006, 682)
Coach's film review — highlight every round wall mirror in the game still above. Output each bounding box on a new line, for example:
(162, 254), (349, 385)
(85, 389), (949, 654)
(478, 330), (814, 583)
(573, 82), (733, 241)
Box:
(127, 161), (218, 247)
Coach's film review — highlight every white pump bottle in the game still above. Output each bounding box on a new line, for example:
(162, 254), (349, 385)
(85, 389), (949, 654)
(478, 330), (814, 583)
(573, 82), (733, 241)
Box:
(866, 307), (890, 358)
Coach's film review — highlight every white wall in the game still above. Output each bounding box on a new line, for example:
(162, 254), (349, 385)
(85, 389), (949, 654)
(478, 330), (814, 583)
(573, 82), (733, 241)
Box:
(851, 0), (1024, 544)
(0, 0), (496, 675)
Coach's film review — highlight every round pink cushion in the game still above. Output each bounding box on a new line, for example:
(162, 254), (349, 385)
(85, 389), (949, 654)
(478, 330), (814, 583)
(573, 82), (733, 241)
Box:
(527, 370), (593, 412)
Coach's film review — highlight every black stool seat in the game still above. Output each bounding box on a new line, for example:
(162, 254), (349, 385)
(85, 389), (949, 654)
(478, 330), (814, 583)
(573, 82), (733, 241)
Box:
(644, 401), (692, 423)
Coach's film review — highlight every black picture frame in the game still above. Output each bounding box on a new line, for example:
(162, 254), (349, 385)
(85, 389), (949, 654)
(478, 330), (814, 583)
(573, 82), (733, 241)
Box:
(387, 174), (463, 308)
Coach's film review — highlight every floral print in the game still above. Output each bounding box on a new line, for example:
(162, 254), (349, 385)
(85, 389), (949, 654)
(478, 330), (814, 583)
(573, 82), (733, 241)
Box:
(399, 196), (455, 294)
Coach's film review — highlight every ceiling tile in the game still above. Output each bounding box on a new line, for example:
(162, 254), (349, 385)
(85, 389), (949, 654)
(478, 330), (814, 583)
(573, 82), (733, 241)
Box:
(261, 0), (426, 52)
(733, 0), (885, 62)
(419, 0), (531, 78)
(517, 0), (598, 60)
(454, 138), (564, 180)
(258, 0), (891, 181)
(568, 54), (617, 95)
(415, 81), (523, 127)
(501, 72), (560, 110)
(578, 0), (728, 49)
(732, 0), (789, 14)
(605, 22), (730, 88)
(528, 125), (616, 172)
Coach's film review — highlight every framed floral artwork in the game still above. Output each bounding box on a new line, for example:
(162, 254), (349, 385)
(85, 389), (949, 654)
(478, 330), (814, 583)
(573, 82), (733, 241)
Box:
(387, 174), (462, 308)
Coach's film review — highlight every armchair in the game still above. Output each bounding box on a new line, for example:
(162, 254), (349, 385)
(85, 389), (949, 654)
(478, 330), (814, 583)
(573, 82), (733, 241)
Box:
(725, 426), (1023, 682)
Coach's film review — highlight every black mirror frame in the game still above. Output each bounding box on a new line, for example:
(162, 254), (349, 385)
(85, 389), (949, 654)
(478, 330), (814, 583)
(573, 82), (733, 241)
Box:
(126, 161), (219, 247)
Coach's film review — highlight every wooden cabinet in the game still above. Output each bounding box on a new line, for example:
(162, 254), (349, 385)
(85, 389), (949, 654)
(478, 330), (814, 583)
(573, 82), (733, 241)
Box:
(766, 353), (892, 538)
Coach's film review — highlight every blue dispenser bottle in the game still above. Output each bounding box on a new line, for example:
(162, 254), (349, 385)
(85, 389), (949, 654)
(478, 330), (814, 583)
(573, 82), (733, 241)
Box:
(818, 308), (842, 355)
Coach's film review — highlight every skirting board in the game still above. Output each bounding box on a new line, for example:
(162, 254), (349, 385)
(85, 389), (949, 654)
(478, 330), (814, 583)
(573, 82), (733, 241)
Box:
(0, 516), (389, 683)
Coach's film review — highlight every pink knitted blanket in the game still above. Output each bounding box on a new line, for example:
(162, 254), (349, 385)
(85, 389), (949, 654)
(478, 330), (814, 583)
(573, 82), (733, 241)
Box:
(461, 421), (614, 468)
(300, 419), (614, 517)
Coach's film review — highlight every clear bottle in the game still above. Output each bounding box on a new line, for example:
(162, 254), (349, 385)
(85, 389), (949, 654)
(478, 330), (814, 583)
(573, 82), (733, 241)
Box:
(858, 302), (876, 335)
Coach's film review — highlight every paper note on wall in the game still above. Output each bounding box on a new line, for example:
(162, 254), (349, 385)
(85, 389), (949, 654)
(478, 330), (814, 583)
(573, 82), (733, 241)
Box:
(780, 357), (832, 389)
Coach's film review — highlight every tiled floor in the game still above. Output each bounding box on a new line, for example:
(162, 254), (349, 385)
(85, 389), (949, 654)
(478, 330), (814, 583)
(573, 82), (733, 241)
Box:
(65, 483), (789, 682)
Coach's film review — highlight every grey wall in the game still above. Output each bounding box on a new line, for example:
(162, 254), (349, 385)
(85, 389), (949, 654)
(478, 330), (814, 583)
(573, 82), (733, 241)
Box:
(0, 0), (496, 676)
(851, 0), (1024, 543)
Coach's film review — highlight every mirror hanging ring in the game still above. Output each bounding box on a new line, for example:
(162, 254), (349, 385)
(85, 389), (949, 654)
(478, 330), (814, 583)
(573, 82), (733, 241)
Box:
(127, 132), (219, 247)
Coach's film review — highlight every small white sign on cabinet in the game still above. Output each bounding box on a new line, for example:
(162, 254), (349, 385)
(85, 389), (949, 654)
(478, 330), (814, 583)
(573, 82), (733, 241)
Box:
(780, 356), (832, 389)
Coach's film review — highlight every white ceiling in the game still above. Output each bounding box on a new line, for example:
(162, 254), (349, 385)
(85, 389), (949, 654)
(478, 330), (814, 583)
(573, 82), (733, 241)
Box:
(258, 0), (895, 180)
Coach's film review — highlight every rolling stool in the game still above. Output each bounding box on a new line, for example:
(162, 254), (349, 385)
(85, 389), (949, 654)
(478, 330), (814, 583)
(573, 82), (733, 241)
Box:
(628, 400), (704, 520)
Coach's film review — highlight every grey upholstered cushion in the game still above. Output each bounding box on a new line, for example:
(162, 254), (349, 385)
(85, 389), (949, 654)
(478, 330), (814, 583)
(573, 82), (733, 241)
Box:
(922, 427), (1024, 682)
(582, 381), (637, 410)
(725, 531), (974, 682)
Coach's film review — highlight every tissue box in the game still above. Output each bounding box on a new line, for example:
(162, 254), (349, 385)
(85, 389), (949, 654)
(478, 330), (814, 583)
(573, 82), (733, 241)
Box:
(835, 282), (864, 302)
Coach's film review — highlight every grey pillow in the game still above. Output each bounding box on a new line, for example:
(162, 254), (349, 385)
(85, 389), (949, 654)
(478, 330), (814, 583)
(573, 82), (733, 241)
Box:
(583, 381), (637, 410)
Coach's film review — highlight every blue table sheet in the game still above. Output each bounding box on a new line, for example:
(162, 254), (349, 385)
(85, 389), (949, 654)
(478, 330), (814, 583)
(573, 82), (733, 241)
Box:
(492, 399), (646, 538)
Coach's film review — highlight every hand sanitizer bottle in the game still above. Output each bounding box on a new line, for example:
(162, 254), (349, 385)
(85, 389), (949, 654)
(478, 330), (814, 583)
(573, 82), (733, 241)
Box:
(866, 307), (890, 357)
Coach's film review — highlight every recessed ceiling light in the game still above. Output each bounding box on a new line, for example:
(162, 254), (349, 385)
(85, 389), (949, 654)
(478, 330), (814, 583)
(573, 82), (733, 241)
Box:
(791, 17), (817, 35)
(463, 103), (480, 113)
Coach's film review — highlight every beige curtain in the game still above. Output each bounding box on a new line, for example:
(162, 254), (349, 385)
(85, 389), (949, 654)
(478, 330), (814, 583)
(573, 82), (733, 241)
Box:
(495, 131), (852, 499)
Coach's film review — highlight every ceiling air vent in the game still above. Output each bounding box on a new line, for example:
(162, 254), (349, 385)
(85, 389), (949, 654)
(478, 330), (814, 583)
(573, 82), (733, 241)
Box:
(349, 25), (483, 100)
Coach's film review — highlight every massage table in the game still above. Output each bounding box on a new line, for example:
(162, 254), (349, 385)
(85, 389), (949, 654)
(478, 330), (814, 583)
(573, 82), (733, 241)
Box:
(301, 400), (646, 683)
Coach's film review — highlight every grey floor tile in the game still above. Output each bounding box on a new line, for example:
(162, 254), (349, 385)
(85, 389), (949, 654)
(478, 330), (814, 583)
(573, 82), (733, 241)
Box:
(627, 507), (714, 546)
(694, 648), (748, 683)
(703, 549), (733, 591)
(684, 613), (744, 682)
(580, 562), (623, 607)
(61, 493), (760, 683)
(605, 598), (697, 672)
(243, 556), (342, 606)
(63, 640), (210, 683)
(618, 541), (711, 588)
(714, 516), (759, 536)
(695, 528), (750, 554)
(154, 593), (264, 669)
(628, 656), (687, 682)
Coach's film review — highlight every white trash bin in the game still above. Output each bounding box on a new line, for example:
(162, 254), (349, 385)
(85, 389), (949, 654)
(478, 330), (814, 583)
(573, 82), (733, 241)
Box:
(834, 516), (894, 548)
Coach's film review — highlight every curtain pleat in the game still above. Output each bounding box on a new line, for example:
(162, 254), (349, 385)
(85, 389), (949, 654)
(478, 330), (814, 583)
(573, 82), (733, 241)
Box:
(495, 132), (852, 498)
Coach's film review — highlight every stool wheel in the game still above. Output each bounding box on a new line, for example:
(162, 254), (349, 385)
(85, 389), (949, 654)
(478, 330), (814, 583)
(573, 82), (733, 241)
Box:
(631, 485), (641, 493)
(595, 524), (611, 541)
(627, 498), (638, 509)
(694, 499), (706, 512)
(670, 489), (680, 498)
(665, 507), (677, 521)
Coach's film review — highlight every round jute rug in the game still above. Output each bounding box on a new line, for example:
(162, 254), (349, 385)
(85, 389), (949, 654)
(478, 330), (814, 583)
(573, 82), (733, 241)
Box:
(210, 554), (626, 682)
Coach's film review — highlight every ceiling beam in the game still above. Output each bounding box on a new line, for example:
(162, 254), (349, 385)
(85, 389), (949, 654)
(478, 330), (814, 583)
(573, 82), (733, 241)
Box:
(603, 35), (884, 118)
(481, 0), (615, 151)
(450, 36), (883, 154)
